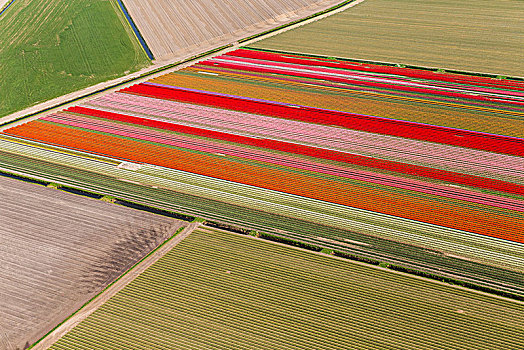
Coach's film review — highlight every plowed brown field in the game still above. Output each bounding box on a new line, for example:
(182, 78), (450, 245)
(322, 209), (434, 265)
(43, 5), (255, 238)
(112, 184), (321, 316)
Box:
(121, 0), (345, 61)
(0, 176), (185, 349)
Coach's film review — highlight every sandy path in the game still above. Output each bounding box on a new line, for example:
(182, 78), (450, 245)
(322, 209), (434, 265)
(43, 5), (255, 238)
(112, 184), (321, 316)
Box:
(32, 222), (201, 350)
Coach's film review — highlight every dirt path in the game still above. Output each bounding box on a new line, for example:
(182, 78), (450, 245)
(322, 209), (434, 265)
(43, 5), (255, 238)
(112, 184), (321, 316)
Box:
(0, 0), (366, 130)
(31, 222), (201, 350)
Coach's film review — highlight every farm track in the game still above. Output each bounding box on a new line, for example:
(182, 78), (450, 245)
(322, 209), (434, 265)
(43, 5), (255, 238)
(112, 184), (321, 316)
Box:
(121, 0), (346, 61)
(0, 176), (185, 349)
(0, 147), (522, 297)
(46, 228), (524, 349)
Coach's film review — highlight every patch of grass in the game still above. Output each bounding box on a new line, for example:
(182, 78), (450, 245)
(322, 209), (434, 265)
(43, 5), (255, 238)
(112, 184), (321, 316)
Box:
(0, 0), (150, 117)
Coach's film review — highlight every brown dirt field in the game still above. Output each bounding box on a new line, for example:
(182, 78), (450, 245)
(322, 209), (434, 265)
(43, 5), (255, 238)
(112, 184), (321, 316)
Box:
(121, 0), (346, 61)
(0, 176), (186, 349)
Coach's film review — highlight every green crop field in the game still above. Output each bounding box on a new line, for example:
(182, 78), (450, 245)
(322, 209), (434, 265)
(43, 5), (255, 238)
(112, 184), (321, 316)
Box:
(251, 0), (524, 77)
(48, 227), (524, 350)
(0, 0), (150, 117)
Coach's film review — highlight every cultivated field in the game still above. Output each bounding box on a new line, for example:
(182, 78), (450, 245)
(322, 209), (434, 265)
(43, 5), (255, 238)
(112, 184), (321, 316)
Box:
(0, 176), (185, 349)
(1, 47), (523, 295)
(121, 0), (344, 61)
(250, 0), (524, 77)
(0, 148), (522, 297)
(0, 0), (150, 117)
(5, 50), (523, 246)
(48, 228), (524, 349)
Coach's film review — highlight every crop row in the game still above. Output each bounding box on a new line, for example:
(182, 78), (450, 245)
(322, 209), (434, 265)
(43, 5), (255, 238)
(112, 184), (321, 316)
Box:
(1, 143), (522, 294)
(80, 92), (523, 183)
(48, 228), (524, 349)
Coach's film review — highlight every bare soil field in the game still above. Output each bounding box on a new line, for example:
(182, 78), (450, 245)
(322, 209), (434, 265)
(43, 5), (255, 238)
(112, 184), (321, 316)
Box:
(121, 0), (345, 61)
(251, 0), (524, 77)
(0, 176), (185, 349)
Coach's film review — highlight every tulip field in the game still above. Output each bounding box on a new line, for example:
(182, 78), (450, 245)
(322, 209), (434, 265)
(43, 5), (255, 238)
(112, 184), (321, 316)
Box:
(2, 48), (524, 281)
(3, 1), (523, 349)
(48, 228), (524, 350)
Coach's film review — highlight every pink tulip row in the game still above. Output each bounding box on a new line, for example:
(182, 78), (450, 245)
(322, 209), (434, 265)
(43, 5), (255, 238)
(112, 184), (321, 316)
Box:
(44, 111), (524, 212)
(83, 92), (524, 182)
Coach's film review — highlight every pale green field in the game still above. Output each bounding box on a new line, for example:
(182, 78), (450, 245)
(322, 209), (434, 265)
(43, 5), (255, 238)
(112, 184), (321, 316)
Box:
(0, 0), (150, 117)
(49, 228), (524, 350)
(250, 0), (524, 77)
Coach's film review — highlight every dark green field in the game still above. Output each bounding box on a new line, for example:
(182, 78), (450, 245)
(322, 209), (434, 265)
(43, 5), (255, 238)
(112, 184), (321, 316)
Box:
(251, 0), (524, 76)
(0, 0), (150, 117)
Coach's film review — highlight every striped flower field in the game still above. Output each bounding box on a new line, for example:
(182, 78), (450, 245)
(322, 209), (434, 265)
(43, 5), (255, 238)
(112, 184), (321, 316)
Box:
(3, 48), (523, 260)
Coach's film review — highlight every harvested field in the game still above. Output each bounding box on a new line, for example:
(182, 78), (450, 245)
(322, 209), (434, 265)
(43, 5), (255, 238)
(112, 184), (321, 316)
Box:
(48, 228), (524, 349)
(0, 176), (185, 349)
(120, 0), (345, 61)
(250, 0), (524, 77)
(0, 0), (150, 117)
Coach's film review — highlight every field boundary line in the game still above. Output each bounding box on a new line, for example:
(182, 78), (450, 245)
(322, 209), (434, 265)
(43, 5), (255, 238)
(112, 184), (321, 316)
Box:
(30, 222), (201, 350)
(199, 226), (524, 305)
